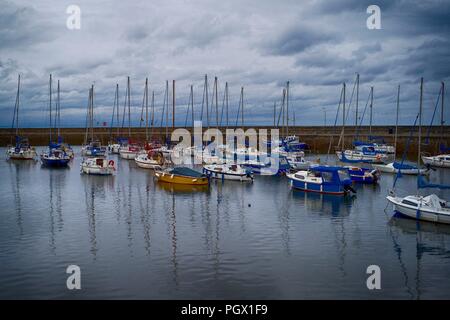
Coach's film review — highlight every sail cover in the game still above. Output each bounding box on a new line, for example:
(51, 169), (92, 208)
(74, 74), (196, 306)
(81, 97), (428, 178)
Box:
(417, 175), (450, 189)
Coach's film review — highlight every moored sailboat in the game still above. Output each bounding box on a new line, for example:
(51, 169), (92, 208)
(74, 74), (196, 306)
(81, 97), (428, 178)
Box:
(203, 164), (253, 181)
(40, 76), (71, 168)
(6, 75), (37, 161)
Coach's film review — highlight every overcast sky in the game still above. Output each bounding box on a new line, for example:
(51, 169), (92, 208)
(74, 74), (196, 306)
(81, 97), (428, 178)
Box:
(0, 0), (449, 128)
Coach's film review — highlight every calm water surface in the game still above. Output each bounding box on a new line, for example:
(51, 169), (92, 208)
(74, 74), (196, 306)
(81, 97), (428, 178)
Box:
(1, 146), (450, 299)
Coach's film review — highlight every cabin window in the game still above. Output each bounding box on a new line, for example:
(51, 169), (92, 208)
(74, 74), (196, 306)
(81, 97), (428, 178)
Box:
(295, 174), (305, 180)
(401, 200), (417, 207)
(322, 172), (333, 182)
(338, 170), (350, 181)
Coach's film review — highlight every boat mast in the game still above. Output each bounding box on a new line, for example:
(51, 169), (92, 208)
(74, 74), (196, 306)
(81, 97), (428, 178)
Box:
(205, 75), (209, 129)
(369, 86), (373, 137)
(191, 85), (194, 127)
(145, 78), (149, 141)
(172, 80), (175, 130)
(273, 102), (276, 127)
(355, 73), (359, 127)
(16, 74), (20, 136)
(225, 82), (229, 129)
(49, 74), (53, 142)
(57, 80), (61, 139)
(151, 90), (155, 140)
(165, 80), (169, 141)
(215, 77), (219, 130)
(441, 81), (445, 151)
(418, 77), (423, 168)
(116, 84), (120, 137)
(282, 89), (285, 134)
(286, 81), (290, 137)
(127, 76), (131, 137)
(342, 82), (346, 151)
(394, 85), (400, 161)
(91, 85), (94, 142)
(241, 87), (244, 127)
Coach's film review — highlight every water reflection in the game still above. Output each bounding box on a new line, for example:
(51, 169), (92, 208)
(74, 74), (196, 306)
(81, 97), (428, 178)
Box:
(81, 175), (115, 257)
(47, 169), (67, 253)
(7, 161), (35, 234)
(157, 181), (210, 194)
(388, 216), (450, 299)
(292, 190), (355, 216)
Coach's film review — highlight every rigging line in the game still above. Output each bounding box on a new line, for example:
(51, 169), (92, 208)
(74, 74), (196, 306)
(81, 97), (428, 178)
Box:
(326, 86), (344, 158)
(345, 77), (357, 124)
(121, 84), (128, 129)
(11, 76), (20, 132)
(277, 90), (285, 126)
(160, 83), (167, 129)
(139, 83), (146, 128)
(184, 86), (192, 127)
(355, 90), (371, 139)
(200, 78), (206, 122)
(424, 86), (442, 144)
(393, 112), (420, 189)
(109, 85), (118, 138)
(219, 84), (226, 126)
(235, 93), (241, 127)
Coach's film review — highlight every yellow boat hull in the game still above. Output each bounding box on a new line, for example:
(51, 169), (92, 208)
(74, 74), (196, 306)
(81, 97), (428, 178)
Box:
(155, 171), (209, 185)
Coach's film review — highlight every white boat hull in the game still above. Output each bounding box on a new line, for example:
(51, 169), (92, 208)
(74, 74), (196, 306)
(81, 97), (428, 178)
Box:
(422, 155), (450, 168)
(119, 150), (140, 159)
(135, 157), (163, 170)
(81, 158), (115, 175)
(7, 150), (36, 160)
(336, 150), (388, 162)
(387, 195), (450, 224)
(203, 166), (253, 182)
(372, 163), (430, 175)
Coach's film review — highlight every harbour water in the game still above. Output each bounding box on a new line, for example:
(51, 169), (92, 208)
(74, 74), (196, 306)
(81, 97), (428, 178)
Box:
(1, 147), (450, 299)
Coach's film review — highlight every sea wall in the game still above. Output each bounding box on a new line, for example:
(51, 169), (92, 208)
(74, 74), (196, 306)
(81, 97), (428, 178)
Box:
(1, 126), (449, 158)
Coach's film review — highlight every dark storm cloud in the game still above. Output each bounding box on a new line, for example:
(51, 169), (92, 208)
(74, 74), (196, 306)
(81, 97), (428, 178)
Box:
(0, 1), (56, 49)
(263, 23), (339, 56)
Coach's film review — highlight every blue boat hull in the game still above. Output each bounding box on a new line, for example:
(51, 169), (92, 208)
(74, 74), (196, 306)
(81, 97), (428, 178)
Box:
(289, 179), (347, 195)
(41, 158), (70, 167)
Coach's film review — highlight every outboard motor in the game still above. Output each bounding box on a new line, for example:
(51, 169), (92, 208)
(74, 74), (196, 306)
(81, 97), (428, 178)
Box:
(344, 184), (357, 194)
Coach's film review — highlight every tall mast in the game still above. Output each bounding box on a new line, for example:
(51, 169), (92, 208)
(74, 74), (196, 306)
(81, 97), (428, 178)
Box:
(418, 77), (423, 167)
(205, 75), (209, 129)
(342, 82), (346, 150)
(49, 74), (52, 142)
(127, 76), (131, 137)
(369, 86), (373, 137)
(241, 87), (244, 127)
(215, 77), (219, 129)
(190, 85), (194, 127)
(165, 80), (169, 140)
(355, 73), (359, 127)
(116, 84), (119, 137)
(286, 81), (290, 137)
(91, 85), (94, 142)
(145, 78), (149, 141)
(150, 90), (155, 140)
(12, 74), (21, 136)
(225, 82), (229, 129)
(441, 82), (445, 151)
(273, 102), (276, 127)
(282, 89), (286, 134)
(57, 80), (61, 138)
(16, 74), (20, 135)
(394, 85), (400, 161)
(172, 80), (175, 129)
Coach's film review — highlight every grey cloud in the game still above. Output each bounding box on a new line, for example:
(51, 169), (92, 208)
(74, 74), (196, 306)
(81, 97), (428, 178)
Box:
(263, 24), (339, 56)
